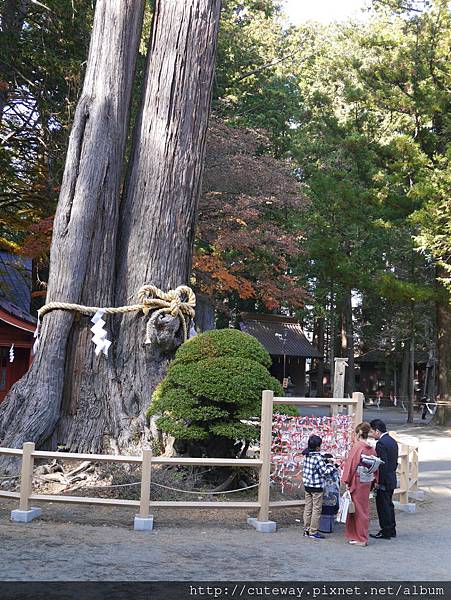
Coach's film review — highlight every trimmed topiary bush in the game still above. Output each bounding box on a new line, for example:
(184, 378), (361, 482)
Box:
(147, 328), (287, 457)
(171, 328), (272, 368)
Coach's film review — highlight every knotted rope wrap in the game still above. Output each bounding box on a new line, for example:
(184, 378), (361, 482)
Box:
(36, 284), (196, 345)
(137, 284), (196, 343)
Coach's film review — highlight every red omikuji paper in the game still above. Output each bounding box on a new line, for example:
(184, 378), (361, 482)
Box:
(271, 414), (355, 492)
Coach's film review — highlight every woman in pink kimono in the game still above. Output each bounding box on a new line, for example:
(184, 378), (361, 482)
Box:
(341, 422), (381, 546)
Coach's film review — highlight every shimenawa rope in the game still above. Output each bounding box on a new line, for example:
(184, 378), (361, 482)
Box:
(37, 284), (196, 343)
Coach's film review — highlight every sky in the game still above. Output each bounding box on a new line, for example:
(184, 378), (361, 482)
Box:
(282, 0), (370, 24)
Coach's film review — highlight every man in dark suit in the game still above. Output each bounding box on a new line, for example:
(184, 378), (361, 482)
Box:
(369, 419), (398, 540)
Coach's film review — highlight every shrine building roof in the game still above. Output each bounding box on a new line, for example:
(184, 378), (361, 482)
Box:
(239, 313), (322, 358)
(0, 252), (36, 330)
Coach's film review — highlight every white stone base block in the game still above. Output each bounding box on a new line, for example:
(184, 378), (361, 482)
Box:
(247, 517), (277, 533)
(10, 507), (42, 523)
(394, 501), (416, 513)
(134, 515), (154, 531)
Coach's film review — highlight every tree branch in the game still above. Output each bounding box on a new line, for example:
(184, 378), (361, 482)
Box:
(234, 45), (308, 83)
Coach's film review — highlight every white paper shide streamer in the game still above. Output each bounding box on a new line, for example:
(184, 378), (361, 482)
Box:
(91, 309), (112, 357)
(32, 319), (41, 355)
(9, 344), (14, 363)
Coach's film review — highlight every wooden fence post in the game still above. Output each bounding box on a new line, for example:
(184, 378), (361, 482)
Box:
(258, 390), (273, 522)
(410, 445), (419, 495)
(19, 442), (35, 511)
(139, 448), (152, 518)
(352, 392), (364, 429)
(333, 357), (347, 398)
(399, 443), (409, 505)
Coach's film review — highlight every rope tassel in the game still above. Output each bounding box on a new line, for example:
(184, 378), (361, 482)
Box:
(137, 285), (196, 344)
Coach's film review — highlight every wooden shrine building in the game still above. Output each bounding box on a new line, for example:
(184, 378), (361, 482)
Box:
(0, 252), (36, 404)
(355, 349), (430, 406)
(239, 313), (321, 396)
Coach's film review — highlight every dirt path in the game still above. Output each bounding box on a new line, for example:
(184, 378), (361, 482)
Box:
(1, 425), (450, 581)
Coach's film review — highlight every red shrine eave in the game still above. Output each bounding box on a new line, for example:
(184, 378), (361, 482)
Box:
(0, 306), (36, 335)
(0, 300), (36, 404)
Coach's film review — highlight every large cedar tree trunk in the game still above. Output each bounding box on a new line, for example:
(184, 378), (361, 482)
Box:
(328, 286), (336, 385)
(407, 334), (415, 424)
(0, 0), (144, 454)
(340, 289), (355, 396)
(313, 316), (325, 397)
(435, 275), (451, 426)
(107, 0), (221, 452)
(339, 243), (355, 396)
(0, 0), (221, 462)
(399, 341), (409, 408)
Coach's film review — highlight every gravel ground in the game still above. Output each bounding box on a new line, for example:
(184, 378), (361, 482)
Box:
(0, 422), (450, 582)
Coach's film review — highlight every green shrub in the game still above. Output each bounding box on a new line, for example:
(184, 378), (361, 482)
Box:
(172, 328), (272, 368)
(147, 328), (287, 457)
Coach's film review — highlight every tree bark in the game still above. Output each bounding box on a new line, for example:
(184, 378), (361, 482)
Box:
(109, 0), (221, 451)
(329, 286), (336, 388)
(116, 0), (221, 298)
(0, 0), (222, 463)
(399, 340), (409, 409)
(313, 315), (325, 397)
(0, 0), (145, 455)
(383, 357), (391, 400)
(196, 295), (216, 332)
(341, 288), (355, 396)
(435, 273), (451, 426)
(407, 335), (415, 424)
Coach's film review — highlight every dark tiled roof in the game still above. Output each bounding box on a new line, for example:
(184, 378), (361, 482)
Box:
(0, 251), (32, 313)
(0, 298), (37, 325)
(355, 349), (429, 364)
(239, 313), (322, 358)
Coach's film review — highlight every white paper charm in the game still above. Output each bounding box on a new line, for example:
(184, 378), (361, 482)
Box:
(90, 309), (111, 357)
(32, 319), (41, 355)
(9, 344), (14, 363)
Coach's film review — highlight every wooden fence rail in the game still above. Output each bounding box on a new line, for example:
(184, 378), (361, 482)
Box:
(0, 390), (419, 531)
(390, 432), (420, 511)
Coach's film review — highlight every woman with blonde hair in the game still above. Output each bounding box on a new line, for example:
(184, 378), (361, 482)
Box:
(341, 422), (383, 546)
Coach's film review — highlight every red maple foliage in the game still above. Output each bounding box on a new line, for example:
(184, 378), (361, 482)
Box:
(194, 117), (307, 312)
(19, 215), (54, 260)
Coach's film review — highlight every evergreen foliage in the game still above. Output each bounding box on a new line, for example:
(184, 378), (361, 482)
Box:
(147, 329), (285, 456)
(172, 328), (272, 368)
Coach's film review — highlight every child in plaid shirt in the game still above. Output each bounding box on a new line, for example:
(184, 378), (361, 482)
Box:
(302, 434), (336, 539)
